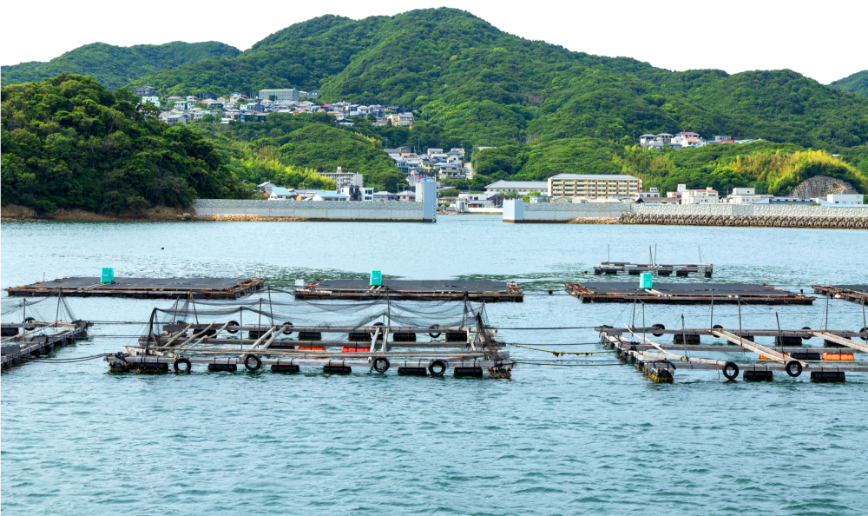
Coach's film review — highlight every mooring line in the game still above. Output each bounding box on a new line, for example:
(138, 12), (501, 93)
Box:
(507, 344), (615, 357)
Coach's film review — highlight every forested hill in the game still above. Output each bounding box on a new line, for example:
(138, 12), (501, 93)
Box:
(1, 41), (241, 90)
(830, 70), (868, 98)
(1, 74), (245, 213)
(126, 8), (868, 151)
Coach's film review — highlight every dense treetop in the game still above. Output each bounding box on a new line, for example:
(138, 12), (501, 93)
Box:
(830, 70), (868, 99)
(1, 74), (245, 213)
(1, 42), (241, 90)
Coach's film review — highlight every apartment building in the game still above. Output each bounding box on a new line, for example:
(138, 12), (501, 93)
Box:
(320, 167), (364, 187)
(547, 174), (642, 199)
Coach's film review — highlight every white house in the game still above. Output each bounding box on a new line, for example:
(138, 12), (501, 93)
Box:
(140, 96), (160, 107)
(634, 187), (660, 201)
(267, 187), (296, 200)
(681, 187), (719, 204)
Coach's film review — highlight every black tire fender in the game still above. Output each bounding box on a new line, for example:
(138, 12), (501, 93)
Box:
(245, 354), (262, 371)
(173, 357), (192, 373)
(227, 320), (240, 334)
(652, 324), (665, 337)
(428, 360), (447, 377)
(723, 362), (739, 380)
(373, 357), (390, 373)
(786, 360), (802, 377)
(282, 322), (294, 335)
(24, 317), (36, 331)
(801, 326), (812, 340)
(428, 325), (441, 338)
(860, 327), (868, 342)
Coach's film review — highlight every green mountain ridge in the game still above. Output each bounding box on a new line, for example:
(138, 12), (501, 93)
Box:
(1, 41), (241, 90)
(830, 70), (868, 98)
(124, 9), (868, 151)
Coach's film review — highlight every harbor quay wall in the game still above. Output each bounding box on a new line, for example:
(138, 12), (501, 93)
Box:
(503, 200), (868, 228)
(631, 204), (868, 218)
(193, 199), (429, 222)
(504, 201), (631, 222)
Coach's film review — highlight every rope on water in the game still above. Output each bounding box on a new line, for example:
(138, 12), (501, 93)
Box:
(508, 344), (615, 357)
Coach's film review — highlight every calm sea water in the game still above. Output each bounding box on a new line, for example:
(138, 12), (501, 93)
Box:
(2, 217), (867, 515)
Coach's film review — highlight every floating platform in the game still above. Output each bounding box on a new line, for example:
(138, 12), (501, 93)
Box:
(566, 282), (814, 304)
(599, 325), (868, 382)
(2, 321), (90, 368)
(812, 285), (868, 304)
(5, 277), (265, 299)
(594, 262), (713, 277)
(294, 280), (524, 302)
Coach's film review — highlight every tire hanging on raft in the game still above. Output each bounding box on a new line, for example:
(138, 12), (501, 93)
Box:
(723, 362), (739, 380)
(801, 327), (812, 340)
(282, 322), (294, 335)
(373, 357), (390, 373)
(428, 360), (447, 377)
(428, 325), (441, 338)
(651, 324), (665, 337)
(245, 354), (262, 371)
(226, 320), (240, 334)
(786, 360), (802, 378)
(173, 357), (192, 373)
(24, 317), (36, 331)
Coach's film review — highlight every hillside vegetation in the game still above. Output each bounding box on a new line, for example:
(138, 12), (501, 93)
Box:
(195, 113), (407, 192)
(2, 42), (241, 90)
(129, 9), (868, 152)
(830, 70), (868, 99)
(1, 74), (245, 213)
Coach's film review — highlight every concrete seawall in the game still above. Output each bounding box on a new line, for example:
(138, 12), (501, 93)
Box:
(194, 198), (432, 222)
(503, 200), (867, 228)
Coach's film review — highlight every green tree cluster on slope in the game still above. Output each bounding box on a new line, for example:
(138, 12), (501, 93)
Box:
(128, 9), (868, 151)
(194, 113), (407, 191)
(2, 42), (241, 90)
(613, 142), (868, 195)
(1, 74), (246, 213)
(830, 70), (868, 99)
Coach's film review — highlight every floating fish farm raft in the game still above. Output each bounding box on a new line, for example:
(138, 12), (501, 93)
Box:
(598, 324), (868, 382)
(294, 280), (524, 302)
(812, 285), (868, 304)
(5, 277), (265, 299)
(2, 297), (89, 368)
(566, 282), (814, 305)
(104, 296), (514, 378)
(593, 262), (713, 277)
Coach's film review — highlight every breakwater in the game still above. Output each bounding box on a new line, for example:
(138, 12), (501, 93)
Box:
(193, 199), (433, 222)
(503, 200), (868, 228)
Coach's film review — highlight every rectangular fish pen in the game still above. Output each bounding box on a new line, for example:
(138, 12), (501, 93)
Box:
(5, 277), (265, 299)
(597, 325), (868, 382)
(566, 282), (814, 305)
(812, 285), (868, 304)
(2, 296), (90, 368)
(593, 262), (713, 277)
(294, 280), (524, 302)
(105, 294), (514, 378)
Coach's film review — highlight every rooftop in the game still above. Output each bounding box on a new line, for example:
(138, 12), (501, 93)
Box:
(549, 174), (640, 180)
(485, 180), (549, 189)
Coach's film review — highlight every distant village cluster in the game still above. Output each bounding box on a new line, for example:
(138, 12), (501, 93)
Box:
(638, 132), (762, 149)
(385, 146), (472, 183)
(133, 85), (415, 127)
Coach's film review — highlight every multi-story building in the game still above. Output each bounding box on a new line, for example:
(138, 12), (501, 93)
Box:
(386, 113), (415, 127)
(547, 174), (642, 199)
(320, 167), (364, 187)
(259, 89), (300, 102)
(135, 85), (155, 96)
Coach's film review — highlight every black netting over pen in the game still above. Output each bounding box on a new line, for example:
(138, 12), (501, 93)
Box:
(1, 296), (78, 323)
(149, 293), (487, 332)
